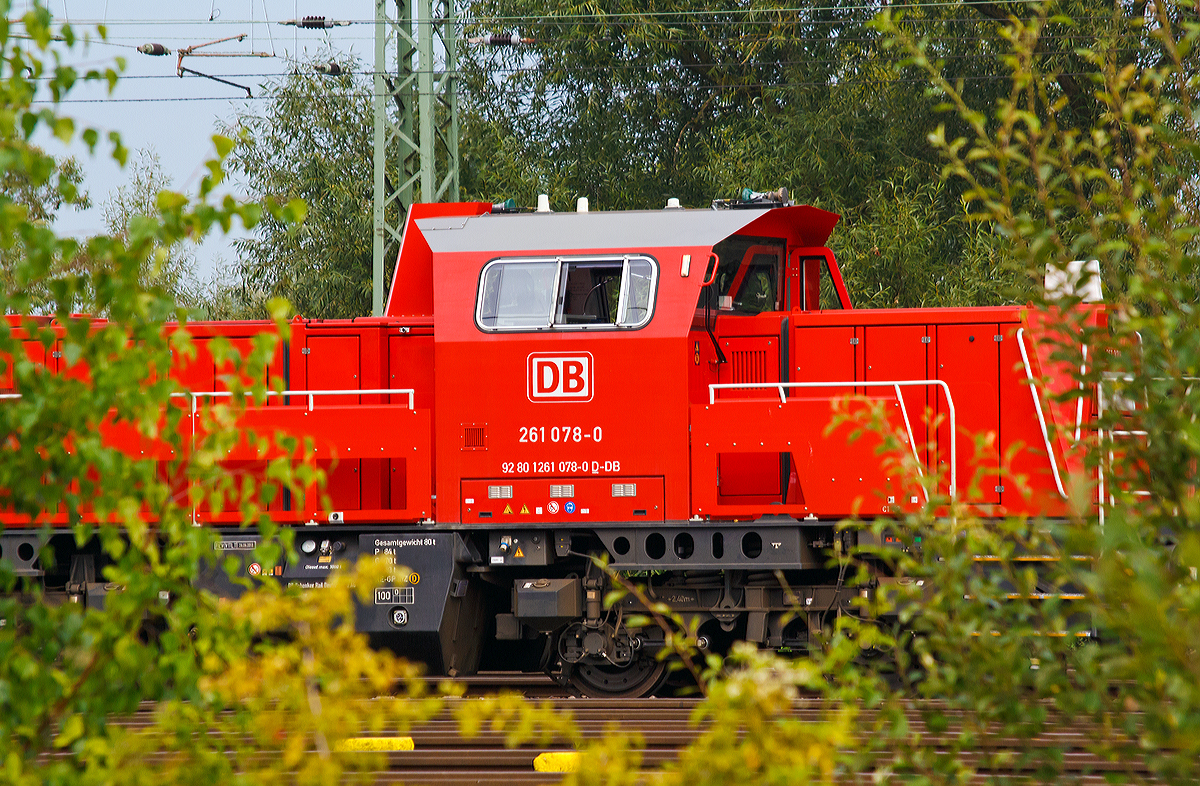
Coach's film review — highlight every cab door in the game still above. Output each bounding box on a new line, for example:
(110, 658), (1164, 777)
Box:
(716, 334), (784, 503)
(305, 334), (362, 510)
(936, 324), (1000, 503)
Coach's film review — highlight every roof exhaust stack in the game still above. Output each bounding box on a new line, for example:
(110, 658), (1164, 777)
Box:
(576, 197), (589, 213)
(536, 194), (551, 213)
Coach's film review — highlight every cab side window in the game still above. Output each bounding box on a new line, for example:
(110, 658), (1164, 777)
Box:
(478, 261), (559, 329)
(621, 258), (655, 326)
(556, 260), (623, 325)
(477, 255), (658, 332)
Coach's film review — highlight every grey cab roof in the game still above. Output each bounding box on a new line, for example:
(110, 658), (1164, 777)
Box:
(415, 205), (839, 255)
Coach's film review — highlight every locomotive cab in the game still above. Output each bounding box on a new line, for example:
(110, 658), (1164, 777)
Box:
(697, 235), (851, 316)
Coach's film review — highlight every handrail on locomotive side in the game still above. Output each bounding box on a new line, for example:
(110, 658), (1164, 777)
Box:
(708, 379), (955, 499)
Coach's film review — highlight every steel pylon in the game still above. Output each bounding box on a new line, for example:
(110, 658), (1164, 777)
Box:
(373, 0), (460, 315)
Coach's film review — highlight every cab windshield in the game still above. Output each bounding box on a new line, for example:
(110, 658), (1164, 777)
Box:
(696, 236), (785, 315)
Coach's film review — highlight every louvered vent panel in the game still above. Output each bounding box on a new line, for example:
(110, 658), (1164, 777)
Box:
(462, 425), (486, 450)
(612, 483), (637, 497)
(550, 484), (575, 498)
(488, 485), (513, 499)
(731, 349), (769, 384)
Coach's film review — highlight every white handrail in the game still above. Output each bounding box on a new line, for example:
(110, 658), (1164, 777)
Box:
(707, 379), (956, 498)
(1075, 344), (1087, 443)
(892, 382), (931, 504)
(169, 387), (416, 413)
(1015, 328), (1069, 500)
(1097, 381), (1107, 527)
(2, 388), (417, 412)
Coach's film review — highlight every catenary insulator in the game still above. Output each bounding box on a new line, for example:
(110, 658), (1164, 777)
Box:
(279, 16), (351, 28)
(466, 34), (535, 46)
(138, 43), (170, 56)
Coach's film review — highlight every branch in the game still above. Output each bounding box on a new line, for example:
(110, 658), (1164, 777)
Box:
(966, 1), (1011, 23)
(964, 1), (1095, 123)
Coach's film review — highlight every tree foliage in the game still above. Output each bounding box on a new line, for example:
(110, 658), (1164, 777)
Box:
(458, 0), (1191, 310)
(99, 147), (207, 311)
(0, 149), (88, 311)
(460, 3), (1200, 782)
(456, 0), (1013, 307)
(0, 7), (446, 783)
(219, 56), (394, 320)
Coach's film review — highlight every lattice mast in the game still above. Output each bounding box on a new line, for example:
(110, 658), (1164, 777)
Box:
(373, 0), (460, 315)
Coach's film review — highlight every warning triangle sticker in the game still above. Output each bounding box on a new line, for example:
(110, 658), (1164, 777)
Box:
(514, 547), (524, 558)
(503, 504), (513, 514)
(520, 504), (530, 514)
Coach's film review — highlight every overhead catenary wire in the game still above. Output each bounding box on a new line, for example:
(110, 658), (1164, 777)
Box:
(7, 1), (1154, 29)
(28, 71), (1117, 104)
(7, 3), (1166, 106)
(22, 46), (1149, 84)
(49, 22), (1158, 50)
(82, 32), (1155, 48)
(10, 0), (1127, 25)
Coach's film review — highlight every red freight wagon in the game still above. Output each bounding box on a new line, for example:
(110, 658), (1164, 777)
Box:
(0, 197), (1100, 696)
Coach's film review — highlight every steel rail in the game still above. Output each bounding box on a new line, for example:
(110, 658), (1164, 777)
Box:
(90, 696), (1167, 784)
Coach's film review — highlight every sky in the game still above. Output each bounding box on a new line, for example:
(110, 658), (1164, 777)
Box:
(24, 0), (376, 279)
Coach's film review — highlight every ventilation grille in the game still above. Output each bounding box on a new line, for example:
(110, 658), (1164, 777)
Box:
(462, 425), (487, 450)
(487, 485), (513, 499)
(550, 484), (575, 498)
(731, 349), (769, 384)
(612, 483), (637, 497)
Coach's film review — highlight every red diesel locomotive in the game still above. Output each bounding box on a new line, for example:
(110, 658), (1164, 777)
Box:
(0, 197), (1099, 696)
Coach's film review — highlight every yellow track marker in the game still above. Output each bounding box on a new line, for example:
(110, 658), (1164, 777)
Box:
(335, 737), (415, 752)
(534, 751), (581, 772)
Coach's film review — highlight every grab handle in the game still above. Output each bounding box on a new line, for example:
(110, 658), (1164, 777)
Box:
(701, 253), (719, 287)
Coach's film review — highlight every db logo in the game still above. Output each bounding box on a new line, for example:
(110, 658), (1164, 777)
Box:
(528, 353), (593, 402)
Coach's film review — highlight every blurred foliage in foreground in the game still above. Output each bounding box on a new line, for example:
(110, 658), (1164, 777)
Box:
(0, 6), (446, 784)
(1, 1), (1198, 784)
(471, 3), (1200, 784)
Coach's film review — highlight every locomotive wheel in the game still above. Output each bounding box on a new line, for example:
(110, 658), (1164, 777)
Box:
(567, 656), (668, 698)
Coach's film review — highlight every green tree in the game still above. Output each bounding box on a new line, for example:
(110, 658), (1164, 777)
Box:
(457, 0), (998, 307)
(471, 4), (1200, 783)
(100, 147), (204, 310)
(219, 55), (396, 319)
(0, 7), (444, 783)
(458, 0), (1186, 309)
(0, 149), (89, 310)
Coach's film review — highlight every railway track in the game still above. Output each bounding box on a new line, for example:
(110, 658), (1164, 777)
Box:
(349, 699), (1158, 784)
(90, 685), (1163, 784)
(452, 671), (565, 698)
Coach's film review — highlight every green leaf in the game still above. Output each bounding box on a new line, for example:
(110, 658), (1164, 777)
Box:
(53, 714), (83, 748)
(53, 116), (74, 142)
(211, 134), (234, 159)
